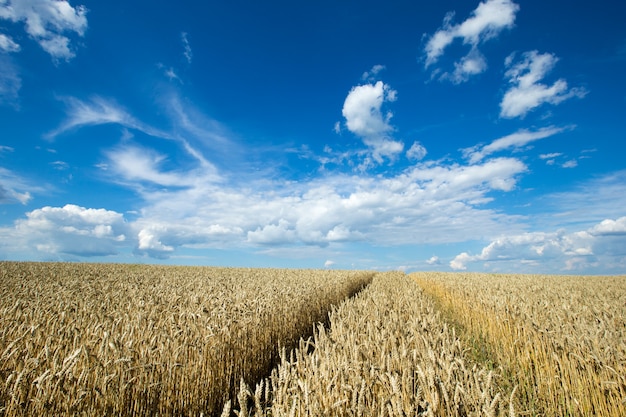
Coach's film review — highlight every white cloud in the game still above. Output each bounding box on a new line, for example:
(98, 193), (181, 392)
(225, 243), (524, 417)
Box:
(539, 152), (562, 160)
(15, 204), (127, 257)
(0, 54), (21, 106)
(181, 32), (192, 64)
(158, 64), (182, 83)
(443, 47), (487, 84)
(424, 0), (519, 81)
(48, 95), (221, 175)
(562, 159), (577, 168)
(47, 96), (159, 138)
(450, 216), (626, 273)
(500, 51), (587, 118)
(104, 144), (213, 187)
(247, 220), (297, 245)
(0, 33), (20, 52)
(589, 217), (626, 236)
(0, 0), (88, 60)
(0, 166), (41, 204)
(426, 255), (441, 265)
(1, 151), (532, 260)
(129, 156), (528, 255)
(409, 157), (527, 194)
(50, 160), (69, 170)
(342, 81), (396, 139)
(137, 227), (174, 258)
(361, 64), (385, 81)
(462, 126), (568, 164)
(341, 81), (403, 163)
(406, 141), (427, 161)
(449, 252), (472, 270)
(540, 170), (626, 230)
(324, 259), (335, 268)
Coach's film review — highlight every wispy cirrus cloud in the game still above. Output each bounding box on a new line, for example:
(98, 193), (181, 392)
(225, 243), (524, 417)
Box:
(423, 0), (519, 83)
(500, 51), (587, 118)
(47, 95), (226, 179)
(361, 64), (385, 82)
(46, 96), (171, 139)
(0, 54), (21, 107)
(0, 33), (19, 52)
(0, 166), (42, 204)
(462, 125), (570, 164)
(0, 0), (88, 61)
(103, 143), (221, 187)
(181, 32), (192, 64)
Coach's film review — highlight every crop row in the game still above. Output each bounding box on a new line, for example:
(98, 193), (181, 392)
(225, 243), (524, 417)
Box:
(411, 272), (626, 416)
(0, 262), (373, 416)
(229, 272), (515, 416)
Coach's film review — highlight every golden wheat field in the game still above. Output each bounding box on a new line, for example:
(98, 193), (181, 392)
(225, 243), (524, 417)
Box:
(1, 262), (625, 416)
(0, 262), (372, 416)
(411, 272), (626, 417)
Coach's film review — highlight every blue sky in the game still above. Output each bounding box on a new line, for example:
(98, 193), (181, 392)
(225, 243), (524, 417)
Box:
(1, 0), (625, 274)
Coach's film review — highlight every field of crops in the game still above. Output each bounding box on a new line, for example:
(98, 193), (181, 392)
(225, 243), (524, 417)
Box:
(411, 272), (626, 416)
(228, 272), (514, 416)
(1, 262), (625, 416)
(0, 262), (372, 416)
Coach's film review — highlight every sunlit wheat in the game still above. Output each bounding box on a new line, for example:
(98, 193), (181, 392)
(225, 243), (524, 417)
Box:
(0, 262), (373, 416)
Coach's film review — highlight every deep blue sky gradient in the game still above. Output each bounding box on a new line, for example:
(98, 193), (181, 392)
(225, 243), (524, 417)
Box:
(1, 0), (625, 273)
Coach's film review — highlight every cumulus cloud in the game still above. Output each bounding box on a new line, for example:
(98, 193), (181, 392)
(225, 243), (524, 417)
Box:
(450, 216), (626, 273)
(341, 80), (403, 163)
(406, 141), (427, 161)
(589, 217), (626, 236)
(0, 0), (88, 60)
(128, 154), (528, 256)
(424, 0), (519, 81)
(15, 204), (127, 256)
(462, 126), (569, 164)
(248, 219), (297, 245)
(136, 227), (174, 258)
(0, 148), (534, 261)
(500, 51), (587, 118)
(342, 81), (396, 139)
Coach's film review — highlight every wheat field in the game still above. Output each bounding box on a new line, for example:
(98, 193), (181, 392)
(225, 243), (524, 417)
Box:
(229, 272), (515, 416)
(1, 262), (625, 416)
(0, 262), (372, 416)
(411, 272), (626, 417)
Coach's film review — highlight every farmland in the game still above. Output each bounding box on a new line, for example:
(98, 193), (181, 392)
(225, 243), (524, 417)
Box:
(0, 262), (372, 416)
(1, 262), (625, 416)
(411, 272), (626, 416)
